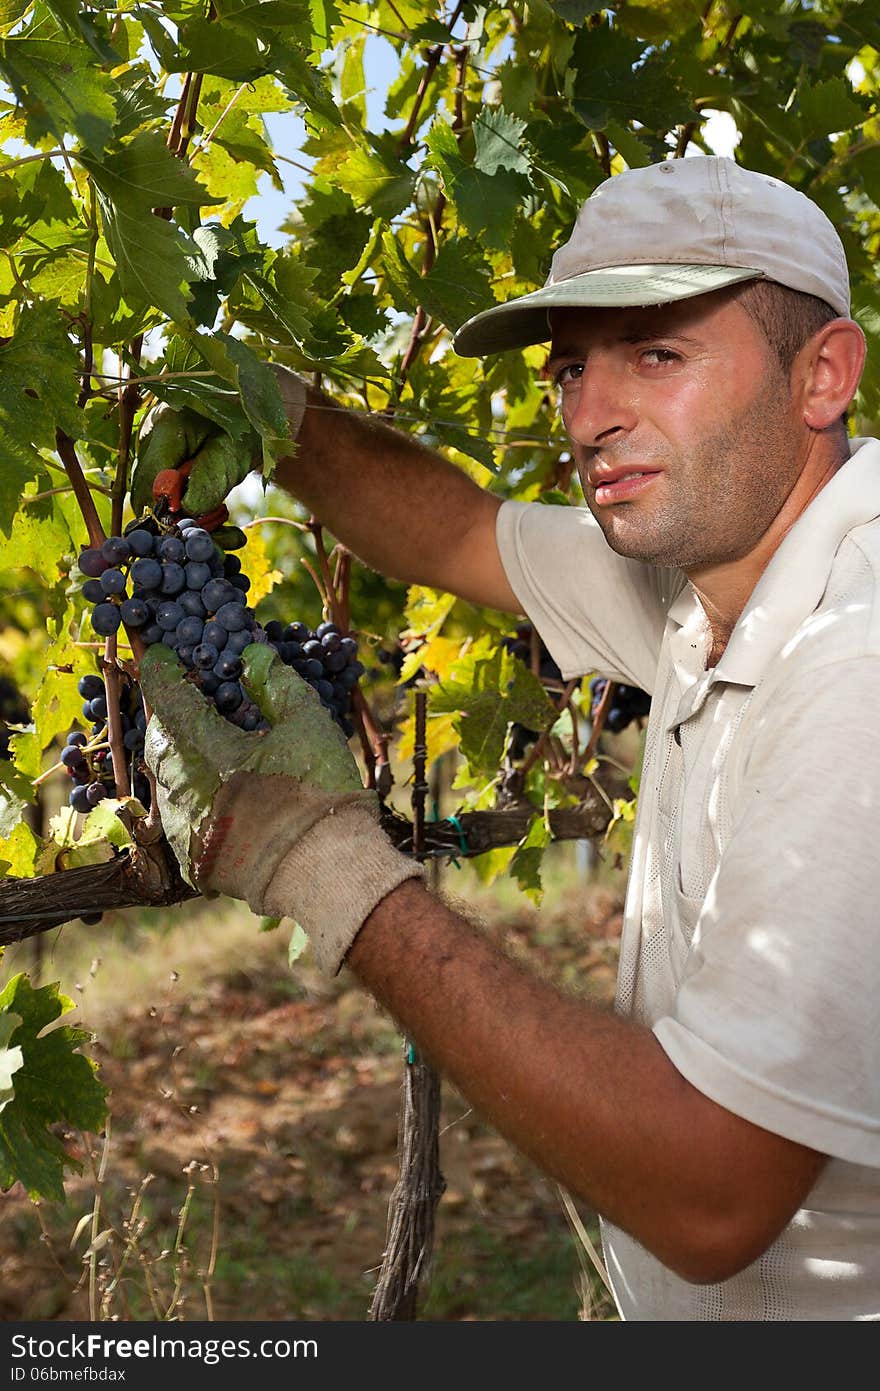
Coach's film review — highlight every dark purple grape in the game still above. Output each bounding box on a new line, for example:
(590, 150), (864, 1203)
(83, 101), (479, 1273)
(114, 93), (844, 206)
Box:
(87, 695), (109, 720)
(303, 640), (322, 660)
(193, 643), (219, 670)
(340, 638), (358, 659)
(199, 672), (220, 695)
(67, 731), (88, 747)
(223, 554), (242, 576)
(241, 707), (262, 732)
(185, 561), (212, 590)
(214, 650), (242, 680)
(178, 645), (195, 669)
(202, 579), (235, 612)
(324, 649), (347, 674)
(134, 708), (147, 733)
(70, 784), (91, 813)
(316, 622), (339, 639)
(263, 620), (284, 643)
(82, 579), (104, 603)
(78, 548), (108, 578)
(202, 620), (227, 649)
(314, 679), (334, 703)
(176, 517), (195, 532)
(61, 745), (85, 768)
(321, 632), (342, 653)
(226, 629), (252, 655)
(131, 558), (163, 590)
(179, 589), (207, 618)
(85, 781), (106, 807)
(184, 529), (215, 562)
(215, 681), (243, 711)
(157, 601), (184, 631)
(160, 562), (186, 596)
(214, 602), (246, 632)
(162, 631), (178, 648)
(231, 574), (250, 593)
(123, 728), (144, 751)
(92, 603), (121, 636)
(99, 568), (126, 596)
(285, 623), (310, 643)
(141, 622), (163, 645)
(120, 598), (149, 627)
(101, 536), (131, 566)
(339, 665), (360, 690)
(158, 535), (185, 563)
(78, 674), (104, 700)
(304, 658), (323, 680)
(126, 529), (154, 557)
(176, 616), (204, 646)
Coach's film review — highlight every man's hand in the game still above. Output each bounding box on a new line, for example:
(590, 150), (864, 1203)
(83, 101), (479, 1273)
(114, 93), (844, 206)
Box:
(130, 367), (307, 518)
(138, 642), (423, 973)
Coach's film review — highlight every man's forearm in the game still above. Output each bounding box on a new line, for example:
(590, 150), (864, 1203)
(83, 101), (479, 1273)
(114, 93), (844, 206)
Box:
(273, 385), (509, 603)
(346, 880), (826, 1284)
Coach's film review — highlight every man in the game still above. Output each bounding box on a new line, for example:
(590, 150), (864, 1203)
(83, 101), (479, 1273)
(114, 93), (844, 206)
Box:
(138, 157), (879, 1320)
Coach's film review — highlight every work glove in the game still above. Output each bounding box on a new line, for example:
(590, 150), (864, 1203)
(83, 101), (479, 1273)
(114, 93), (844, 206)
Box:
(138, 642), (424, 975)
(130, 366), (307, 518)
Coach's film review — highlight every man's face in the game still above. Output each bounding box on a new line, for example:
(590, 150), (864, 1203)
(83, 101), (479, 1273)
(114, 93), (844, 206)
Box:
(547, 291), (805, 573)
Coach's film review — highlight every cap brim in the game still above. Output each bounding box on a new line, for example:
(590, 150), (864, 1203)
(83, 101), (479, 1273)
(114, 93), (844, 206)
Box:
(452, 264), (765, 357)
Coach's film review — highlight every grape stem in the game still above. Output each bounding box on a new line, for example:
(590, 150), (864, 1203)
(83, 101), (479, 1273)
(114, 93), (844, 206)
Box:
(102, 636), (131, 799)
(582, 679), (617, 765)
(56, 429), (105, 548)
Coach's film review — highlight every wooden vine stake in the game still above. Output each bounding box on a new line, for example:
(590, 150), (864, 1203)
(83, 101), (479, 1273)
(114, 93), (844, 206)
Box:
(368, 688), (445, 1320)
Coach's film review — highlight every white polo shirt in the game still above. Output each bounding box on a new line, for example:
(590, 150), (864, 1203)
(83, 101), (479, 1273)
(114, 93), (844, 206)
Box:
(496, 438), (880, 1321)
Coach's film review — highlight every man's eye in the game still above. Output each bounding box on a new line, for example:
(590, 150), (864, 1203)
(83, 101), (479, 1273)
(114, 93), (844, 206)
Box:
(554, 363), (583, 387)
(641, 348), (679, 366)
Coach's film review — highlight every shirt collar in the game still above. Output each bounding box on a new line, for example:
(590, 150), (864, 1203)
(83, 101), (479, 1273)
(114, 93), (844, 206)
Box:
(667, 437), (880, 693)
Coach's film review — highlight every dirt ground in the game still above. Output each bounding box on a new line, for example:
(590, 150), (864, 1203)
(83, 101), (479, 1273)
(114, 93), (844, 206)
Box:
(0, 866), (624, 1323)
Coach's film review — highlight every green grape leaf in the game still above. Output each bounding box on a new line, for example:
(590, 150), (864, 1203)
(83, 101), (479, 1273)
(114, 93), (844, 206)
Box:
(381, 231), (495, 331)
(0, 301), (80, 536)
(0, 35), (116, 152)
(797, 77), (865, 140)
(79, 132), (223, 213)
(0, 760), (32, 838)
(95, 189), (199, 321)
(425, 117), (531, 250)
(431, 643), (557, 780)
(335, 136), (417, 218)
(510, 811), (552, 905)
(0, 1010), (24, 1116)
(0, 974), (108, 1201)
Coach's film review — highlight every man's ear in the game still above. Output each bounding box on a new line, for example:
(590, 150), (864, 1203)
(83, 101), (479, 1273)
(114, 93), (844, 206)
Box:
(798, 318), (866, 431)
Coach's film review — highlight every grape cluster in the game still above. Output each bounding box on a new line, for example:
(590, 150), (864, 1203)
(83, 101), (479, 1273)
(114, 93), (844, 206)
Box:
(74, 519), (364, 741)
(62, 673), (150, 813)
(588, 677), (651, 734)
(0, 677), (29, 761)
(261, 620), (364, 738)
(77, 521), (270, 732)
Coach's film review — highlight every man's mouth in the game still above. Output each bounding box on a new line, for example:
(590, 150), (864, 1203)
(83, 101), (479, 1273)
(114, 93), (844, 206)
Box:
(591, 470), (661, 506)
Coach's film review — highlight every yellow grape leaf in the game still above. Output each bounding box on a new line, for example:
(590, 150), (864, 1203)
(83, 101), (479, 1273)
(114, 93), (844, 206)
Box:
(396, 709), (459, 763)
(470, 844), (515, 886)
(238, 526), (282, 606)
(399, 634), (464, 684)
(0, 821), (39, 877)
(402, 585), (457, 639)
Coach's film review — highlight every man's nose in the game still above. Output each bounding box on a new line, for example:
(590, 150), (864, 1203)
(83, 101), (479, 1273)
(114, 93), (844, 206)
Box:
(562, 358), (637, 447)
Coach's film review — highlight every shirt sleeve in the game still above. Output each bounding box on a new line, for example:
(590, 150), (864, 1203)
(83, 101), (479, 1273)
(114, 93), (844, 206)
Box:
(496, 499), (685, 692)
(654, 655), (880, 1167)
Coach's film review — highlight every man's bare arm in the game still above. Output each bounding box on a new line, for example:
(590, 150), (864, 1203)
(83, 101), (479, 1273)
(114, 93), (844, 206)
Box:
(273, 386), (522, 614)
(347, 880), (827, 1285)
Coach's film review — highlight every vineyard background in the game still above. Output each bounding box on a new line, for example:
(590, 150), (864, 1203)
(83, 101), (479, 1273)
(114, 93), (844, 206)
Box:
(1, 0), (879, 1321)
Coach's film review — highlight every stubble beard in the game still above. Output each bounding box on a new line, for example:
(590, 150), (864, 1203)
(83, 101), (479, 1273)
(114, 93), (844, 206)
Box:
(581, 377), (797, 572)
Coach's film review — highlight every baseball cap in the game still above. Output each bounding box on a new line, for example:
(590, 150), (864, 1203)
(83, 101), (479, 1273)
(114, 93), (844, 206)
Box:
(452, 156), (851, 357)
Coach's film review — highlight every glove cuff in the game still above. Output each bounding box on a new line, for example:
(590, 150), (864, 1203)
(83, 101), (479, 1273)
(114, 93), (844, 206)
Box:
(262, 802), (425, 975)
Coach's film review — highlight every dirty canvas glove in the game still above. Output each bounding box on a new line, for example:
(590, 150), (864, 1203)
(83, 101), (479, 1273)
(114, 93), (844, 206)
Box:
(139, 643), (423, 974)
(130, 366), (307, 518)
